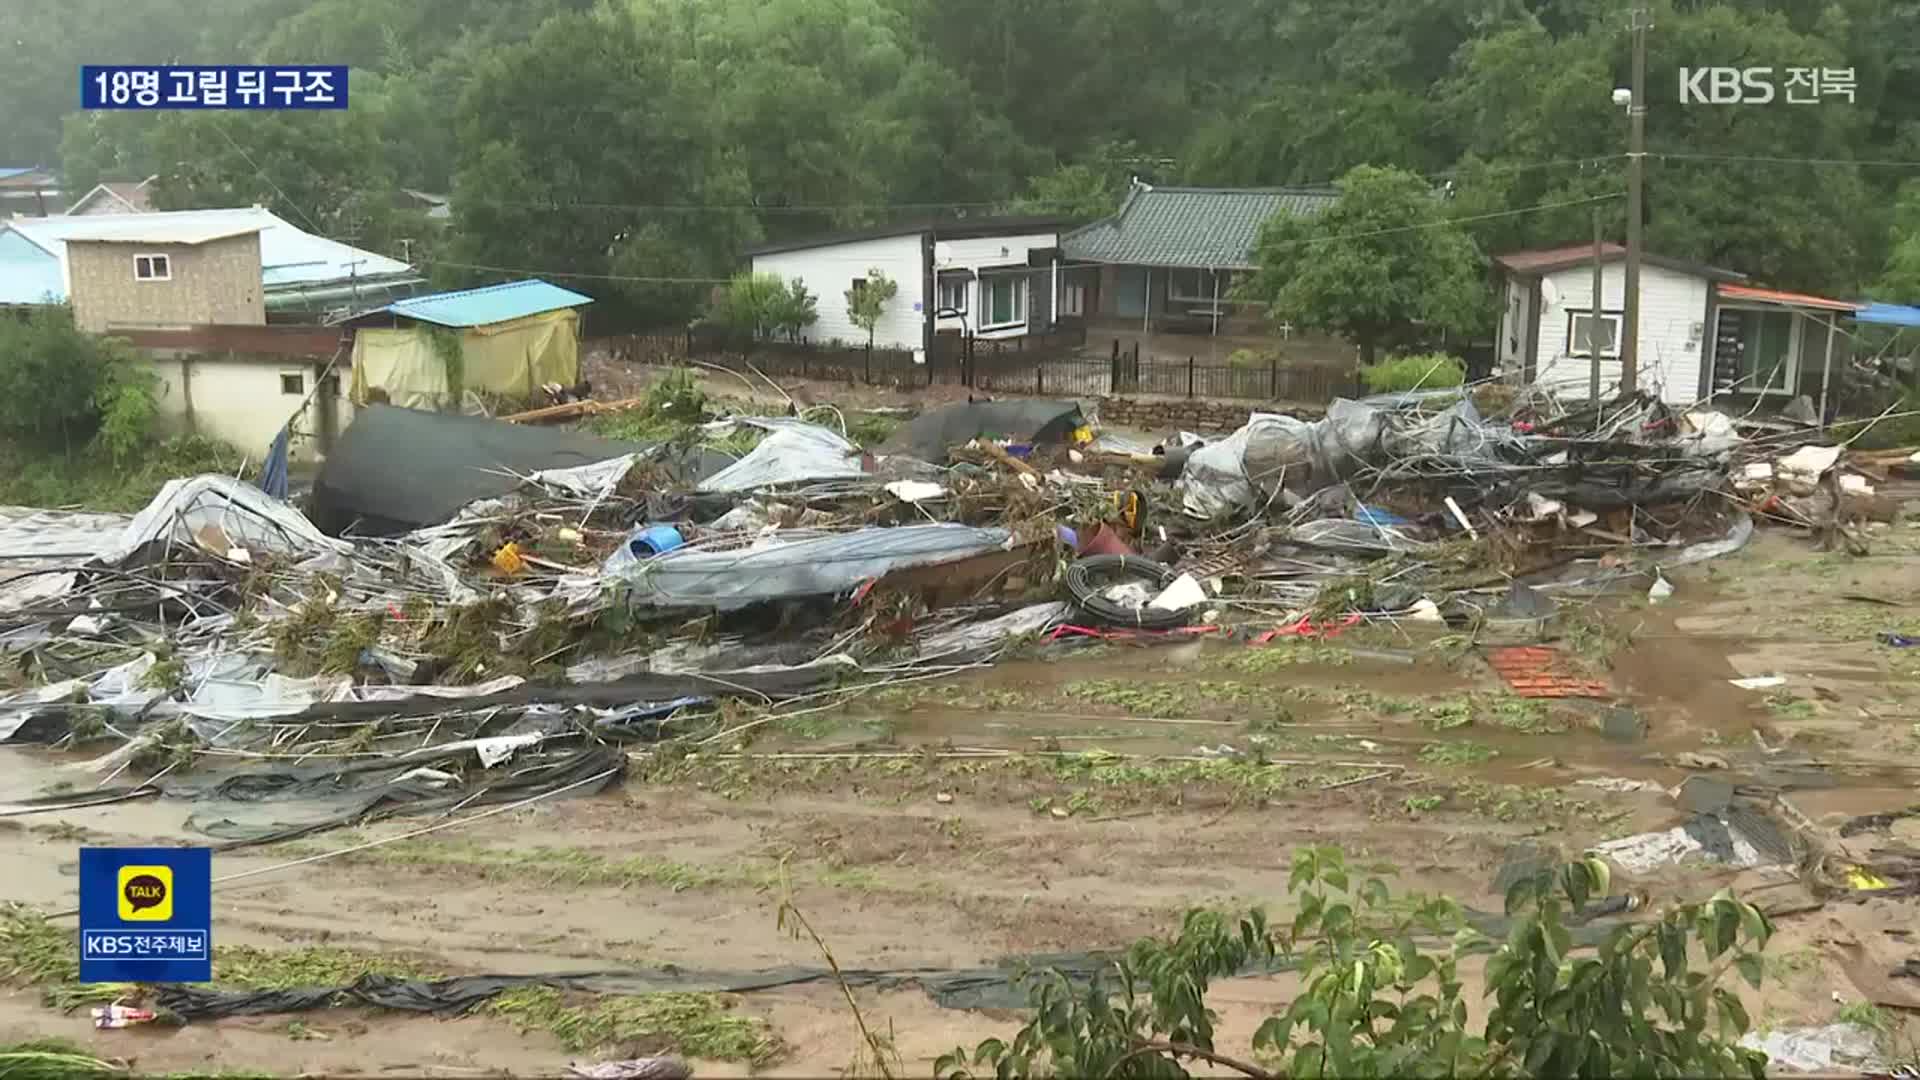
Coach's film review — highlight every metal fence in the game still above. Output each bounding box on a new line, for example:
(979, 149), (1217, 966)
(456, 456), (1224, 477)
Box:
(592, 329), (1353, 404)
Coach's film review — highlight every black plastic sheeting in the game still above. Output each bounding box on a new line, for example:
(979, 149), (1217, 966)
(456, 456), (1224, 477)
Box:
(153, 908), (1646, 1021)
(310, 405), (730, 536)
(151, 954), (1127, 1020)
(883, 400), (1085, 463)
(177, 744), (626, 849)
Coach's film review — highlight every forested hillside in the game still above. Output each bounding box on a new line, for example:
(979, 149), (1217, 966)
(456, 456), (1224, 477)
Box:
(5, 0), (1918, 326)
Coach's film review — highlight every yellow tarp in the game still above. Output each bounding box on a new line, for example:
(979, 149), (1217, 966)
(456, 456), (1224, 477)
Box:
(350, 310), (580, 410)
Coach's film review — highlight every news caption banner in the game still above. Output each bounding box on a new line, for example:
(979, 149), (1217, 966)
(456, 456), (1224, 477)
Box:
(78, 847), (212, 983)
(80, 65), (347, 110)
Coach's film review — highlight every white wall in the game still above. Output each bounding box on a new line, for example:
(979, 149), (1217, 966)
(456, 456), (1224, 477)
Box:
(936, 232), (1057, 270)
(931, 230), (1057, 339)
(751, 233), (925, 350)
(143, 353), (353, 465)
(1531, 262), (1708, 406)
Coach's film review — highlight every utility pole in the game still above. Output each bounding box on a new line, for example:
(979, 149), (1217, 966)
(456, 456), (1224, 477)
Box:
(1590, 208), (1604, 409)
(1622, 3), (1649, 393)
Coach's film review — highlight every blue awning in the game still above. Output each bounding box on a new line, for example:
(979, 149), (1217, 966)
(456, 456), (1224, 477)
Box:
(1855, 301), (1920, 328)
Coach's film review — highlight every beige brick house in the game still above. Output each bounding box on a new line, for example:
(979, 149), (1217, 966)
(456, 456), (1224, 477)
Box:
(65, 222), (267, 333)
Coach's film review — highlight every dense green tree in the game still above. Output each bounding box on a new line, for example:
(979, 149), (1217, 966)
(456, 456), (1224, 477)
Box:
(446, 9), (755, 327)
(8, 0), (1920, 317)
(1244, 166), (1487, 366)
(1875, 181), (1920, 302)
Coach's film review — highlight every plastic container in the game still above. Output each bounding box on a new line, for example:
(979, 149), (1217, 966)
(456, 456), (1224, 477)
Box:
(602, 524), (687, 576)
(628, 525), (685, 558)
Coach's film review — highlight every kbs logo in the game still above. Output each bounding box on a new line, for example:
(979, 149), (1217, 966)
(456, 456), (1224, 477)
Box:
(117, 865), (172, 921)
(1679, 67), (1855, 105)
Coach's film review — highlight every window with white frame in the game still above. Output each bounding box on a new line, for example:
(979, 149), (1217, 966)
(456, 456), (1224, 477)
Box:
(936, 275), (968, 315)
(1167, 268), (1229, 304)
(134, 254), (171, 281)
(1567, 310), (1622, 358)
(980, 273), (1026, 329)
(1060, 277), (1085, 317)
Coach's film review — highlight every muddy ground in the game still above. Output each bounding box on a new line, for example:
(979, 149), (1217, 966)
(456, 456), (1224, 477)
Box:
(2, 525), (1917, 1076)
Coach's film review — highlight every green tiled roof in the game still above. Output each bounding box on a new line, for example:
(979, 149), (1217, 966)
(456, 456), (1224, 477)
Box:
(1062, 183), (1339, 270)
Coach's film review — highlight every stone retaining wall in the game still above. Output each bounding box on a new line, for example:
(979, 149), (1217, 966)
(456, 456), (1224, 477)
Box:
(1094, 395), (1327, 434)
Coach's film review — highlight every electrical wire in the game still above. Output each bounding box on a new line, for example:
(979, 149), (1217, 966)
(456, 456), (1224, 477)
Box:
(416, 194), (1625, 288)
(1651, 151), (1920, 170)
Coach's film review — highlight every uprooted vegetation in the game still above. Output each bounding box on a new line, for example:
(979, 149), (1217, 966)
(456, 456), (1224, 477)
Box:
(489, 987), (779, 1062)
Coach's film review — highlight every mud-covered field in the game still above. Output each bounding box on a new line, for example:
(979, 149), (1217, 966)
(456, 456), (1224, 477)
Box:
(3, 527), (1917, 1076)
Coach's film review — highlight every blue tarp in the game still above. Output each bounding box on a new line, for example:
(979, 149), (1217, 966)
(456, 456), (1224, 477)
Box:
(258, 427), (290, 500)
(1855, 302), (1920, 328)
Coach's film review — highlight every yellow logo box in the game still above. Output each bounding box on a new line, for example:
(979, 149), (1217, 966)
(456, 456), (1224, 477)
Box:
(117, 865), (173, 921)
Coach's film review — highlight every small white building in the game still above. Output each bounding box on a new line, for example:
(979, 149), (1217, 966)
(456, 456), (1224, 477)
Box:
(1493, 244), (1860, 411)
(745, 217), (1067, 354)
(1492, 244), (1744, 406)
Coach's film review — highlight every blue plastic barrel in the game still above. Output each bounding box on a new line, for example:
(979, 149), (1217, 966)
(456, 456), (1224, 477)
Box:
(629, 524), (685, 558)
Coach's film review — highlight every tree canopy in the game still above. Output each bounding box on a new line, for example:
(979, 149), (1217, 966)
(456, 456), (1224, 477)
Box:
(1245, 166), (1488, 365)
(6, 0), (1917, 327)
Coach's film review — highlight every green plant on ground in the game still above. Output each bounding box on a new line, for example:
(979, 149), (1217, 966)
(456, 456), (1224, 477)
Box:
(1452, 781), (1601, 825)
(489, 986), (778, 1062)
(1560, 609), (1630, 670)
(938, 846), (1773, 1079)
(1063, 678), (1265, 716)
(3, 907), (441, 1012)
(1486, 695), (1557, 734)
(1764, 692), (1818, 720)
(1423, 698), (1473, 731)
(1418, 741), (1496, 766)
(0, 434), (242, 513)
(0, 1040), (119, 1079)
(846, 412), (903, 447)
(1358, 351), (1467, 394)
(1835, 1000), (1891, 1033)
(1210, 640), (1353, 672)
(213, 944), (439, 990)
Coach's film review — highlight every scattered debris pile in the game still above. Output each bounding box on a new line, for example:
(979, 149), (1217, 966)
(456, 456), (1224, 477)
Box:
(0, 379), (1912, 851)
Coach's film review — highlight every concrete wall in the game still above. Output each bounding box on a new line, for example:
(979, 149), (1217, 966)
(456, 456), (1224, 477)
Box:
(751, 234), (926, 350)
(1098, 395), (1327, 434)
(141, 349), (351, 465)
(1531, 262), (1708, 406)
(69, 233), (265, 333)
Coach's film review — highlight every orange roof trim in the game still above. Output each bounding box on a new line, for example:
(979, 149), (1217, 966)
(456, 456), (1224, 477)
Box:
(1717, 284), (1863, 312)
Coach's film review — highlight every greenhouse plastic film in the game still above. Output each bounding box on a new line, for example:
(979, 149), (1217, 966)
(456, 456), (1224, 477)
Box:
(612, 525), (1014, 610)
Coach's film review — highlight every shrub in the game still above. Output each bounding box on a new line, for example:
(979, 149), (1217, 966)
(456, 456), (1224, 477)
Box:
(706, 272), (819, 342)
(1360, 352), (1467, 394)
(0, 306), (159, 455)
(940, 846), (1774, 1079)
(1227, 347), (1282, 370)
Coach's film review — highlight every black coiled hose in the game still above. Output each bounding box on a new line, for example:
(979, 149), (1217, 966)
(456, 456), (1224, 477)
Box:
(1063, 554), (1191, 628)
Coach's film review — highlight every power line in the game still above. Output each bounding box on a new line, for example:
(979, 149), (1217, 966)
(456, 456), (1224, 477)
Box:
(210, 121), (325, 235)
(1651, 151), (1920, 170)
(420, 194), (1620, 286)
(1291, 192), (1625, 249)
(421, 258), (730, 284)
(349, 156), (1619, 218)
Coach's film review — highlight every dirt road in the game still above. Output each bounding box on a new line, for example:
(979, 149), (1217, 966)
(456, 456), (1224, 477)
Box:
(2, 527), (1916, 1076)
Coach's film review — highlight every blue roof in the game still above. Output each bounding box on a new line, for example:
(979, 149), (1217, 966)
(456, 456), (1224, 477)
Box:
(5, 208), (415, 298)
(1855, 301), (1920, 329)
(384, 279), (593, 327)
(0, 167), (38, 181)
